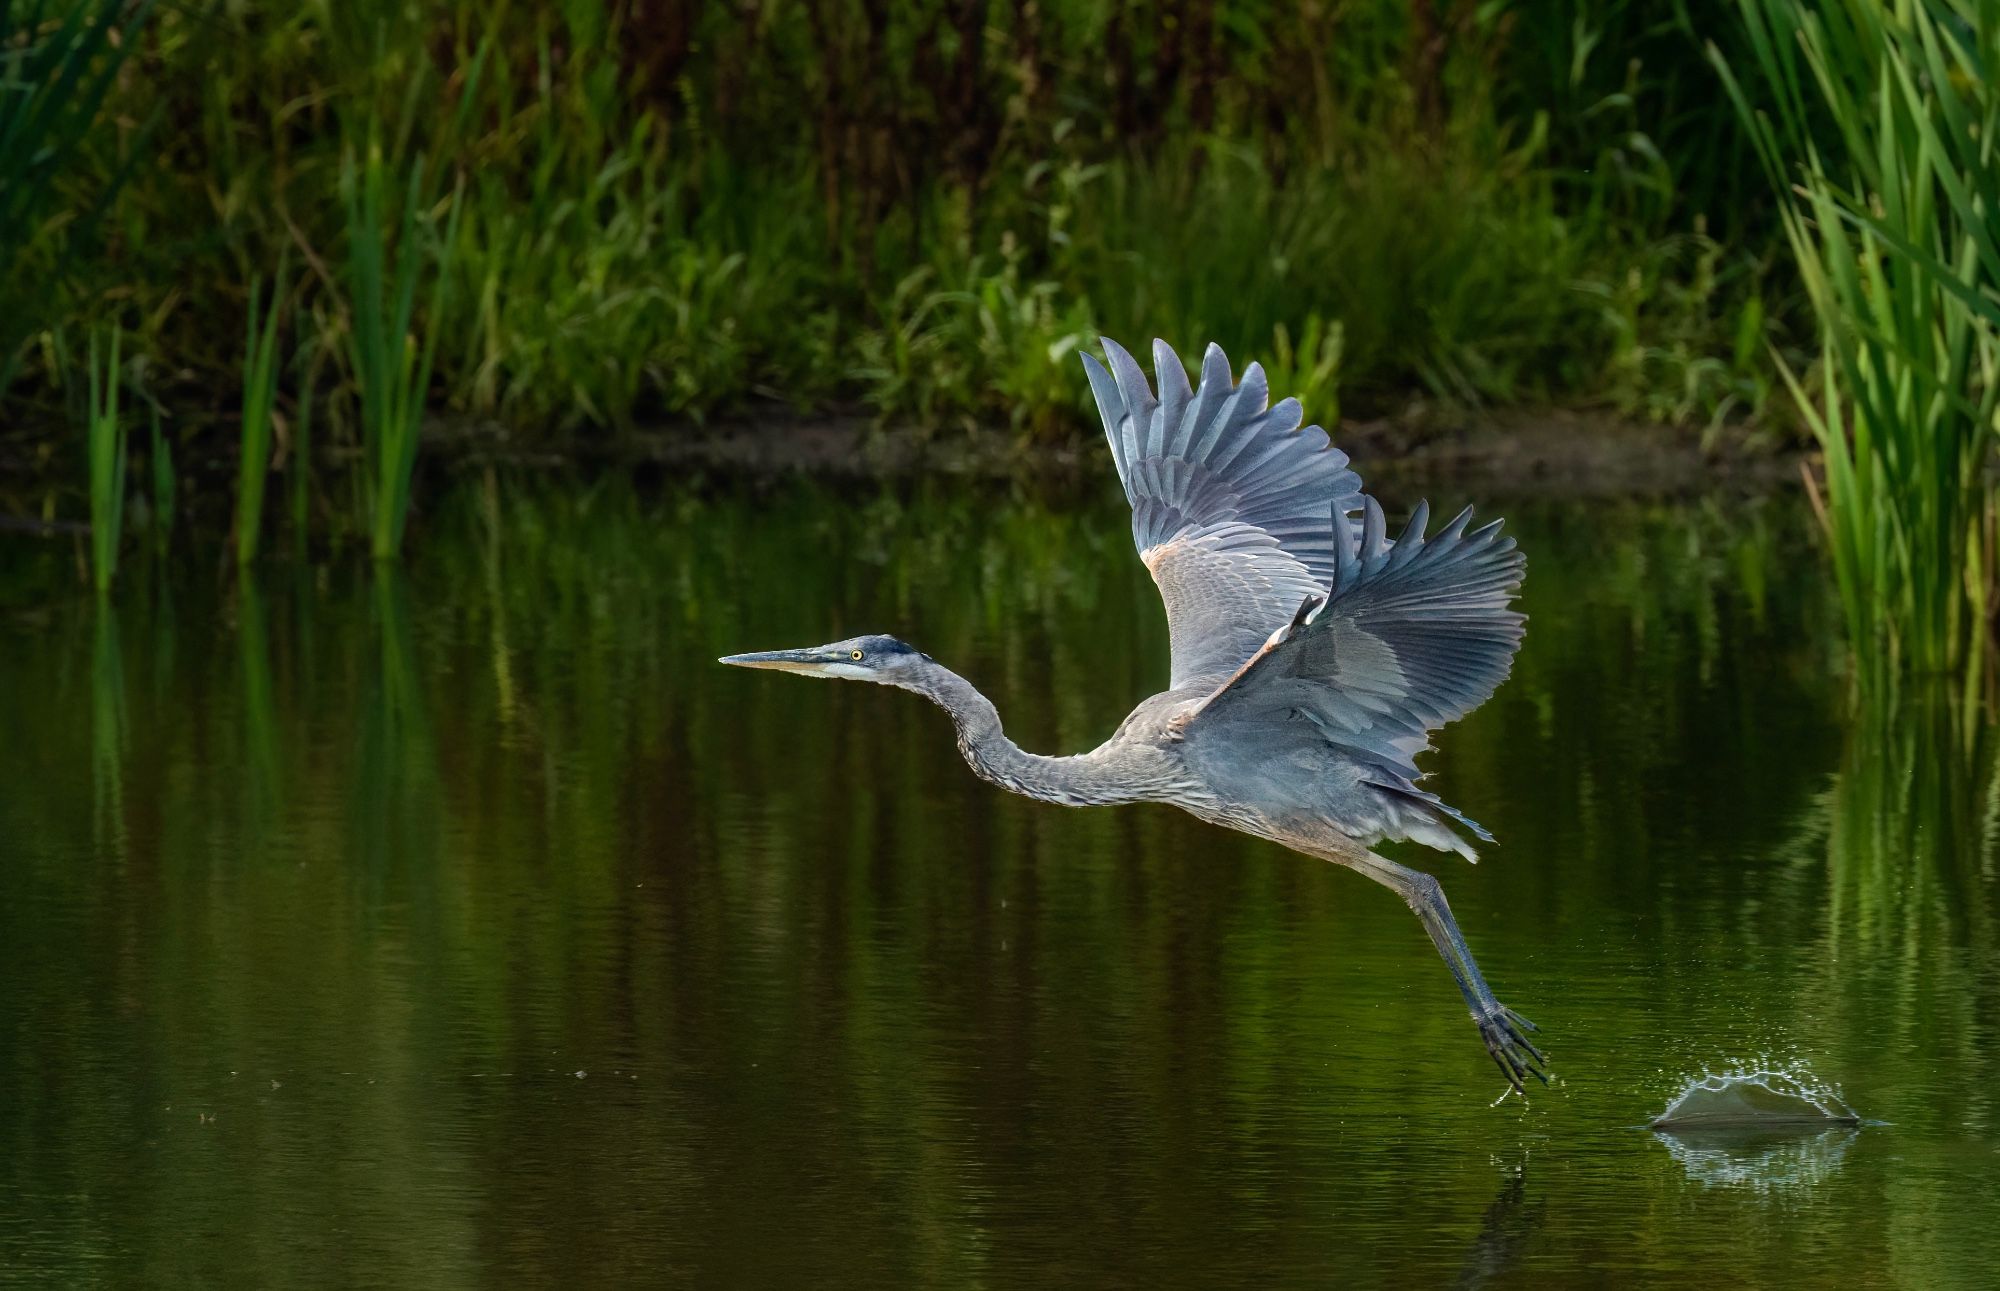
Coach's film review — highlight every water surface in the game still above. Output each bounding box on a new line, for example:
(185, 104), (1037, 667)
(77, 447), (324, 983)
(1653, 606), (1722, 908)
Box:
(3, 477), (1997, 1286)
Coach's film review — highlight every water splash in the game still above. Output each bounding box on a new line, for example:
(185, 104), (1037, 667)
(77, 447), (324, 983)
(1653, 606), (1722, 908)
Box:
(1648, 1063), (1864, 1194)
(1650, 1062), (1860, 1131)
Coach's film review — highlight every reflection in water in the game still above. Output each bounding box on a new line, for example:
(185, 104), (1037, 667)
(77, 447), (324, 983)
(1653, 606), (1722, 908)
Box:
(1654, 1124), (1860, 1194)
(1453, 1164), (1543, 1288)
(1649, 1063), (1861, 1195)
(3, 480), (1999, 1285)
(1822, 687), (2000, 980)
(1639, 683), (2000, 1201)
(356, 568), (440, 879)
(89, 604), (125, 851)
(238, 576), (281, 821)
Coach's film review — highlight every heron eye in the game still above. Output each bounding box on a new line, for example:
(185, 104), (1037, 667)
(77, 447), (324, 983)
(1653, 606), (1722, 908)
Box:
(850, 649), (864, 661)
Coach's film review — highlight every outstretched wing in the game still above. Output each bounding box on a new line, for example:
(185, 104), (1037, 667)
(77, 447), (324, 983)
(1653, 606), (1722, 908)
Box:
(1082, 338), (1363, 689)
(1182, 495), (1526, 854)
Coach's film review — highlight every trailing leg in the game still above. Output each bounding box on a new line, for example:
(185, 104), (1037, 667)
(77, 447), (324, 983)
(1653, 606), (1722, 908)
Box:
(1348, 851), (1549, 1094)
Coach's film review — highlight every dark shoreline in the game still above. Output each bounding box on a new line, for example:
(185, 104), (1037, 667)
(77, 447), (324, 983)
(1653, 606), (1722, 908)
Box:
(594, 406), (1803, 500)
(0, 407), (1804, 544)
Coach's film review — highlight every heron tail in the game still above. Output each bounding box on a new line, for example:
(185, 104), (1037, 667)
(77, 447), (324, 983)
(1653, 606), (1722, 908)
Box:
(1364, 773), (1494, 864)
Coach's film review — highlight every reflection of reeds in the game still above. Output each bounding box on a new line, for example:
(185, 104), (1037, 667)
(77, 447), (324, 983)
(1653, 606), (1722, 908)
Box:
(237, 577), (280, 819)
(1715, 2), (2000, 678)
(353, 568), (438, 877)
(0, 477), (1887, 1284)
(89, 602), (125, 850)
(374, 567), (426, 742)
(1773, 681), (2000, 1164)
(478, 469), (516, 726)
(1773, 681), (2000, 1269)
(1825, 689), (1999, 965)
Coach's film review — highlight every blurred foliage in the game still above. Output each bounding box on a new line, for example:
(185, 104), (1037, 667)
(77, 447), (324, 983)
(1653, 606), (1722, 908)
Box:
(0, 0), (150, 386)
(1, 0), (1788, 469)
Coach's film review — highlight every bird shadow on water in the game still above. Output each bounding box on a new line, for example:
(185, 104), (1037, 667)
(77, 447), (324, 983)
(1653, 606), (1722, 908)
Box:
(1452, 1164), (1544, 1289)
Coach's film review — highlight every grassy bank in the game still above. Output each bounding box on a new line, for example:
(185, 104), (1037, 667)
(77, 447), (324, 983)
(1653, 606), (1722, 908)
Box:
(3, 2), (1783, 460)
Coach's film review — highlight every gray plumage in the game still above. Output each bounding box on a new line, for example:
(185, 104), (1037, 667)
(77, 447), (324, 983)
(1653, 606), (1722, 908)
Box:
(722, 337), (1547, 1094)
(1083, 337), (1363, 688)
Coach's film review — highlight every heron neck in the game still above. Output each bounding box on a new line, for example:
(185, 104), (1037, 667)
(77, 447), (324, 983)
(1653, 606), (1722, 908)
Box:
(901, 664), (1139, 807)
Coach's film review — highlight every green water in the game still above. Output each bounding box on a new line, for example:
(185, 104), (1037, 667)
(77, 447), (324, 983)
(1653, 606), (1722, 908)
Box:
(2, 477), (1997, 1286)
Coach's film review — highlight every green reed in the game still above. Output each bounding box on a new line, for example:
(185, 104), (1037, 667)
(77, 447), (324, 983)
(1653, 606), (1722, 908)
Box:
(343, 142), (462, 560)
(1715, 0), (2000, 679)
(85, 327), (124, 593)
(234, 266), (286, 564)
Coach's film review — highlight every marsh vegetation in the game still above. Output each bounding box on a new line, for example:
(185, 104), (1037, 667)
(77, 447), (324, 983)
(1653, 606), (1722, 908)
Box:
(6, 1), (1995, 678)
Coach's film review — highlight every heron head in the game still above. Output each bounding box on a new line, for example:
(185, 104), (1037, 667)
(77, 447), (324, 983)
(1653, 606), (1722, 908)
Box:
(719, 633), (933, 684)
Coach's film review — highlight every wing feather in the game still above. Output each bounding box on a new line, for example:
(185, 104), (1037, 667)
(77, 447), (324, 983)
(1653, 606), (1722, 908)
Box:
(1084, 337), (1363, 689)
(1181, 495), (1527, 855)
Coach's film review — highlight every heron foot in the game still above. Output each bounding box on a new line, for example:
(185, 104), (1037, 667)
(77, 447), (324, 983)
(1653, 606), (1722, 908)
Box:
(1477, 1004), (1548, 1096)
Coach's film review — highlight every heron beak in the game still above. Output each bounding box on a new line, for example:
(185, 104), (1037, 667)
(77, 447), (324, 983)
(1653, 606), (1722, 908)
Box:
(718, 648), (835, 675)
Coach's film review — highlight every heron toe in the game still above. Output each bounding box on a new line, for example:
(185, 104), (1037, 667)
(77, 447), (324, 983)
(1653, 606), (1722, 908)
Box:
(1478, 1005), (1550, 1095)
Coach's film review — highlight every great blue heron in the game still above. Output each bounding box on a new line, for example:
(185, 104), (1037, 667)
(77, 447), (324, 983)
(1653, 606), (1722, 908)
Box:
(722, 338), (1546, 1093)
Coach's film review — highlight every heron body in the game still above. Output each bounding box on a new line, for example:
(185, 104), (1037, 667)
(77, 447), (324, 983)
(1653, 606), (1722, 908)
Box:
(723, 338), (1547, 1093)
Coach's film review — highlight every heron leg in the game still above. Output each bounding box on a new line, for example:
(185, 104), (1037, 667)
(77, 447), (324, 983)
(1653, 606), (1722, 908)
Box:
(1347, 852), (1548, 1094)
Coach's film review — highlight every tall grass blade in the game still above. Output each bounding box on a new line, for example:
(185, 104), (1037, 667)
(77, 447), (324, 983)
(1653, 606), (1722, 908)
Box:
(343, 139), (463, 561)
(85, 326), (125, 593)
(1717, 0), (2000, 679)
(235, 263), (286, 564)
